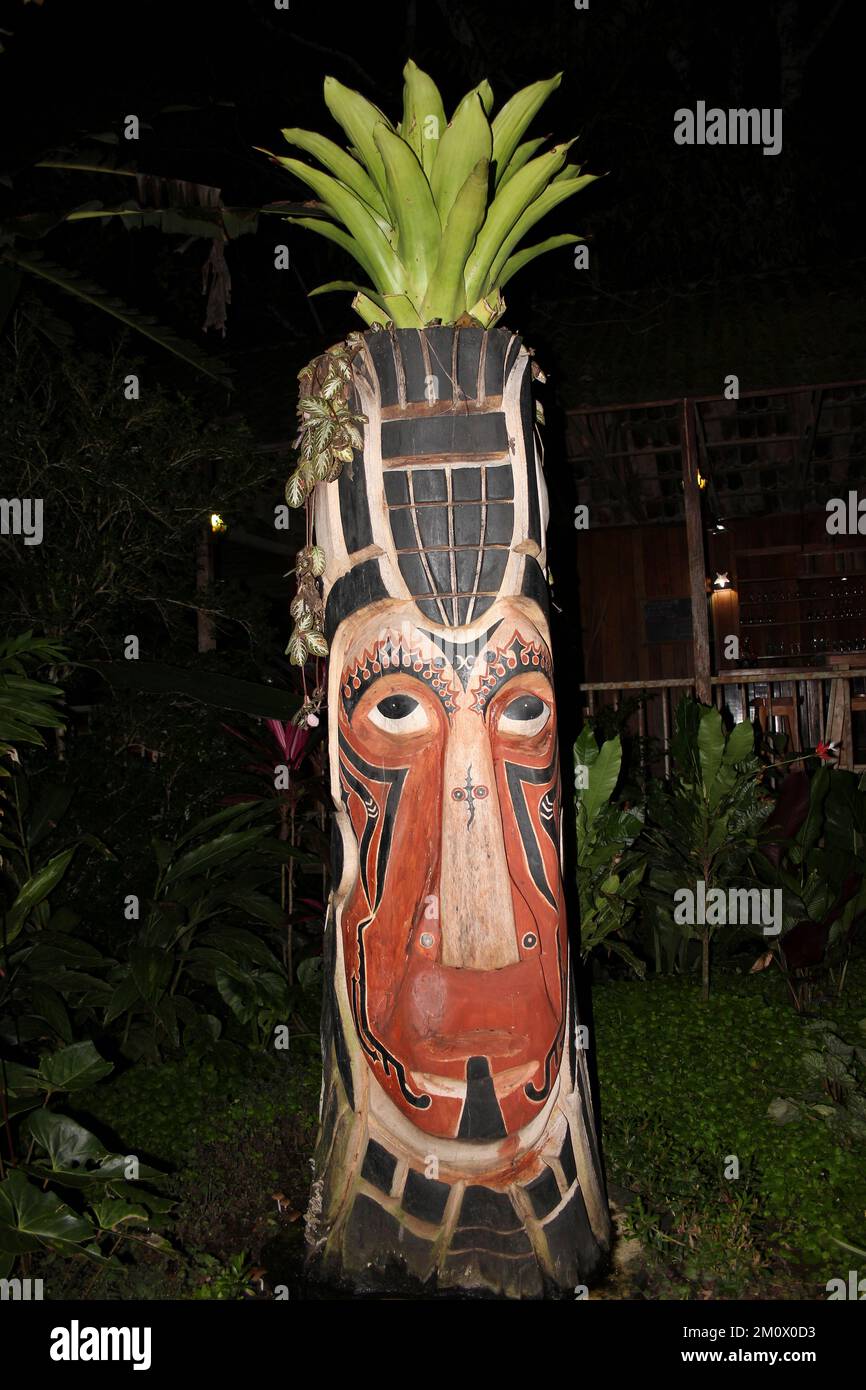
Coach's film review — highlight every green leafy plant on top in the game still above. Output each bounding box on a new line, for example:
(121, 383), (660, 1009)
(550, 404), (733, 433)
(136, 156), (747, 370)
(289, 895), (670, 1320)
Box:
(641, 699), (773, 1000)
(574, 726), (646, 976)
(262, 61), (598, 329)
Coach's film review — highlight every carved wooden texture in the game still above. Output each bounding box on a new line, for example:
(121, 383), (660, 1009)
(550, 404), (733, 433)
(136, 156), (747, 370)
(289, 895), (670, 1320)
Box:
(305, 327), (611, 1296)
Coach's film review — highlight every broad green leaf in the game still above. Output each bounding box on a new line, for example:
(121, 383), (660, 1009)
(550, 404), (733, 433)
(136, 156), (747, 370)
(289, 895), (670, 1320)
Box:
(273, 155), (404, 294)
(104, 972), (141, 1025)
(574, 724), (600, 772)
(697, 706), (725, 797)
(200, 925), (281, 970)
(164, 826), (271, 884)
(723, 719), (755, 765)
(0, 1059), (41, 1095)
(225, 889), (285, 928)
(279, 128), (388, 217)
(490, 73), (562, 184)
(322, 75), (395, 205)
(430, 91), (492, 225)
(3, 847), (76, 946)
(421, 158), (489, 323)
(215, 968), (258, 1026)
(172, 799), (264, 850)
(129, 945), (173, 1004)
(581, 736), (622, 830)
(29, 983), (73, 1044)
(298, 956), (324, 992)
(90, 1199), (149, 1231)
(798, 764), (830, 856)
(400, 59), (446, 176)
(23, 1113), (163, 1189)
(24, 1110), (106, 1169)
(0, 1169), (94, 1251)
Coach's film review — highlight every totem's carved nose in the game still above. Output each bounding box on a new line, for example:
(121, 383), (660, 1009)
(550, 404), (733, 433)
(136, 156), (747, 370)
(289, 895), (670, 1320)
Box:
(438, 724), (517, 969)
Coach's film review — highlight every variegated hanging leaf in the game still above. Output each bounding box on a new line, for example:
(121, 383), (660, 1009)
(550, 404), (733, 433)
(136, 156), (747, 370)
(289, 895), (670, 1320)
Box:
(285, 470), (307, 508)
(287, 631), (309, 665)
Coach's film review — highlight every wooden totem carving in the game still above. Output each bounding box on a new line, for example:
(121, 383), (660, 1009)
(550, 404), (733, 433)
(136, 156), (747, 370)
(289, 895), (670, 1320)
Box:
(304, 324), (611, 1297)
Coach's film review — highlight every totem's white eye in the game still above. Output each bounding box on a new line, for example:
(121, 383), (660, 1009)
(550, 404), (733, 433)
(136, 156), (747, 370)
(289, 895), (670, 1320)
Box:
(499, 693), (550, 737)
(368, 692), (429, 734)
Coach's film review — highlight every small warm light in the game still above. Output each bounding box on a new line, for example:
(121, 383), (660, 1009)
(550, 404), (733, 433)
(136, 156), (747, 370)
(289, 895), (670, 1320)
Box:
(210, 512), (227, 534)
(713, 572), (731, 590)
(696, 469), (708, 490)
(715, 520), (726, 532)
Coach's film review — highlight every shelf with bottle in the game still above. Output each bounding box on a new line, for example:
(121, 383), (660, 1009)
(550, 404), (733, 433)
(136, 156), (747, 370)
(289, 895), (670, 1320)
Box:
(739, 580), (866, 606)
(749, 635), (866, 659)
(742, 613), (866, 628)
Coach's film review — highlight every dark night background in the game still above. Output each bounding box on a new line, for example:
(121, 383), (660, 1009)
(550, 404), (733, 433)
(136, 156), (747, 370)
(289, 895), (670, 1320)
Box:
(1, 0), (860, 423)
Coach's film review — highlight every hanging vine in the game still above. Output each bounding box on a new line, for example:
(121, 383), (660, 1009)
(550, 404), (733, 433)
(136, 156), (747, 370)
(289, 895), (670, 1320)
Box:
(283, 333), (370, 726)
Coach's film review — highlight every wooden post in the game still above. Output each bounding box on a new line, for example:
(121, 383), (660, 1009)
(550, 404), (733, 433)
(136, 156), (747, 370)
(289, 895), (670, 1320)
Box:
(305, 327), (610, 1298)
(681, 399), (712, 703)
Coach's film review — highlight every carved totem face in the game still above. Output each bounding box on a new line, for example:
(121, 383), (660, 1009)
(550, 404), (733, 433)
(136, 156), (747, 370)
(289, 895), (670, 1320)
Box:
(334, 598), (566, 1140)
(316, 327), (566, 1153)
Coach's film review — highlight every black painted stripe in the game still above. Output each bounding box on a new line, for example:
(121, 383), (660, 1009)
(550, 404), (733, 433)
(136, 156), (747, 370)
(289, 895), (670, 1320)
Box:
(520, 367), (541, 545)
(504, 756), (559, 910)
(325, 558), (389, 643)
(381, 412), (507, 459)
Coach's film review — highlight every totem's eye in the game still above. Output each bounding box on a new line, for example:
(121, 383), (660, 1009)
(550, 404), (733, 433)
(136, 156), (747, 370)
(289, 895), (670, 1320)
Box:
(368, 692), (429, 734)
(499, 693), (550, 737)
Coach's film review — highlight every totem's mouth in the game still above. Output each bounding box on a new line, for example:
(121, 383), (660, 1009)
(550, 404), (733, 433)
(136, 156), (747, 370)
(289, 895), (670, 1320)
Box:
(367, 955), (561, 1102)
(411, 1057), (540, 1102)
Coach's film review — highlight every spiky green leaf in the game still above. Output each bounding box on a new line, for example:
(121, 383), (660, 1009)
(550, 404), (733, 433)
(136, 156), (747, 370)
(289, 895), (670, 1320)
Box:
(279, 128), (387, 217)
(400, 60), (446, 176)
(491, 74), (562, 184)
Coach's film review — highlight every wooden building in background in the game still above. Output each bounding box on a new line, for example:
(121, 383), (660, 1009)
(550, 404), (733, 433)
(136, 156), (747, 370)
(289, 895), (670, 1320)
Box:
(567, 381), (866, 767)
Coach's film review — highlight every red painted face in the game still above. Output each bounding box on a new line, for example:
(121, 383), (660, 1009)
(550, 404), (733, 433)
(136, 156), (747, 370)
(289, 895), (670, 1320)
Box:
(334, 600), (566, 1140)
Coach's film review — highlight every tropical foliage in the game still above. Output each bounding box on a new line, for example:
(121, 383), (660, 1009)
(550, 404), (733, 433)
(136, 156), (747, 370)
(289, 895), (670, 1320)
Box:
(640, 700), (772, 998)
(0, 1043), (172, 1282)
(751, 767), (866, 1010)
(0, 632), (67, 791)
(574, 725), (646, 975)
(265, 62), (597, 328)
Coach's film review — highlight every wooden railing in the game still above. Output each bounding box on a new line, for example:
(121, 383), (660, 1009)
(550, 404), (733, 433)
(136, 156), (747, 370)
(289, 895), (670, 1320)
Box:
(580, 665), (866, 775)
